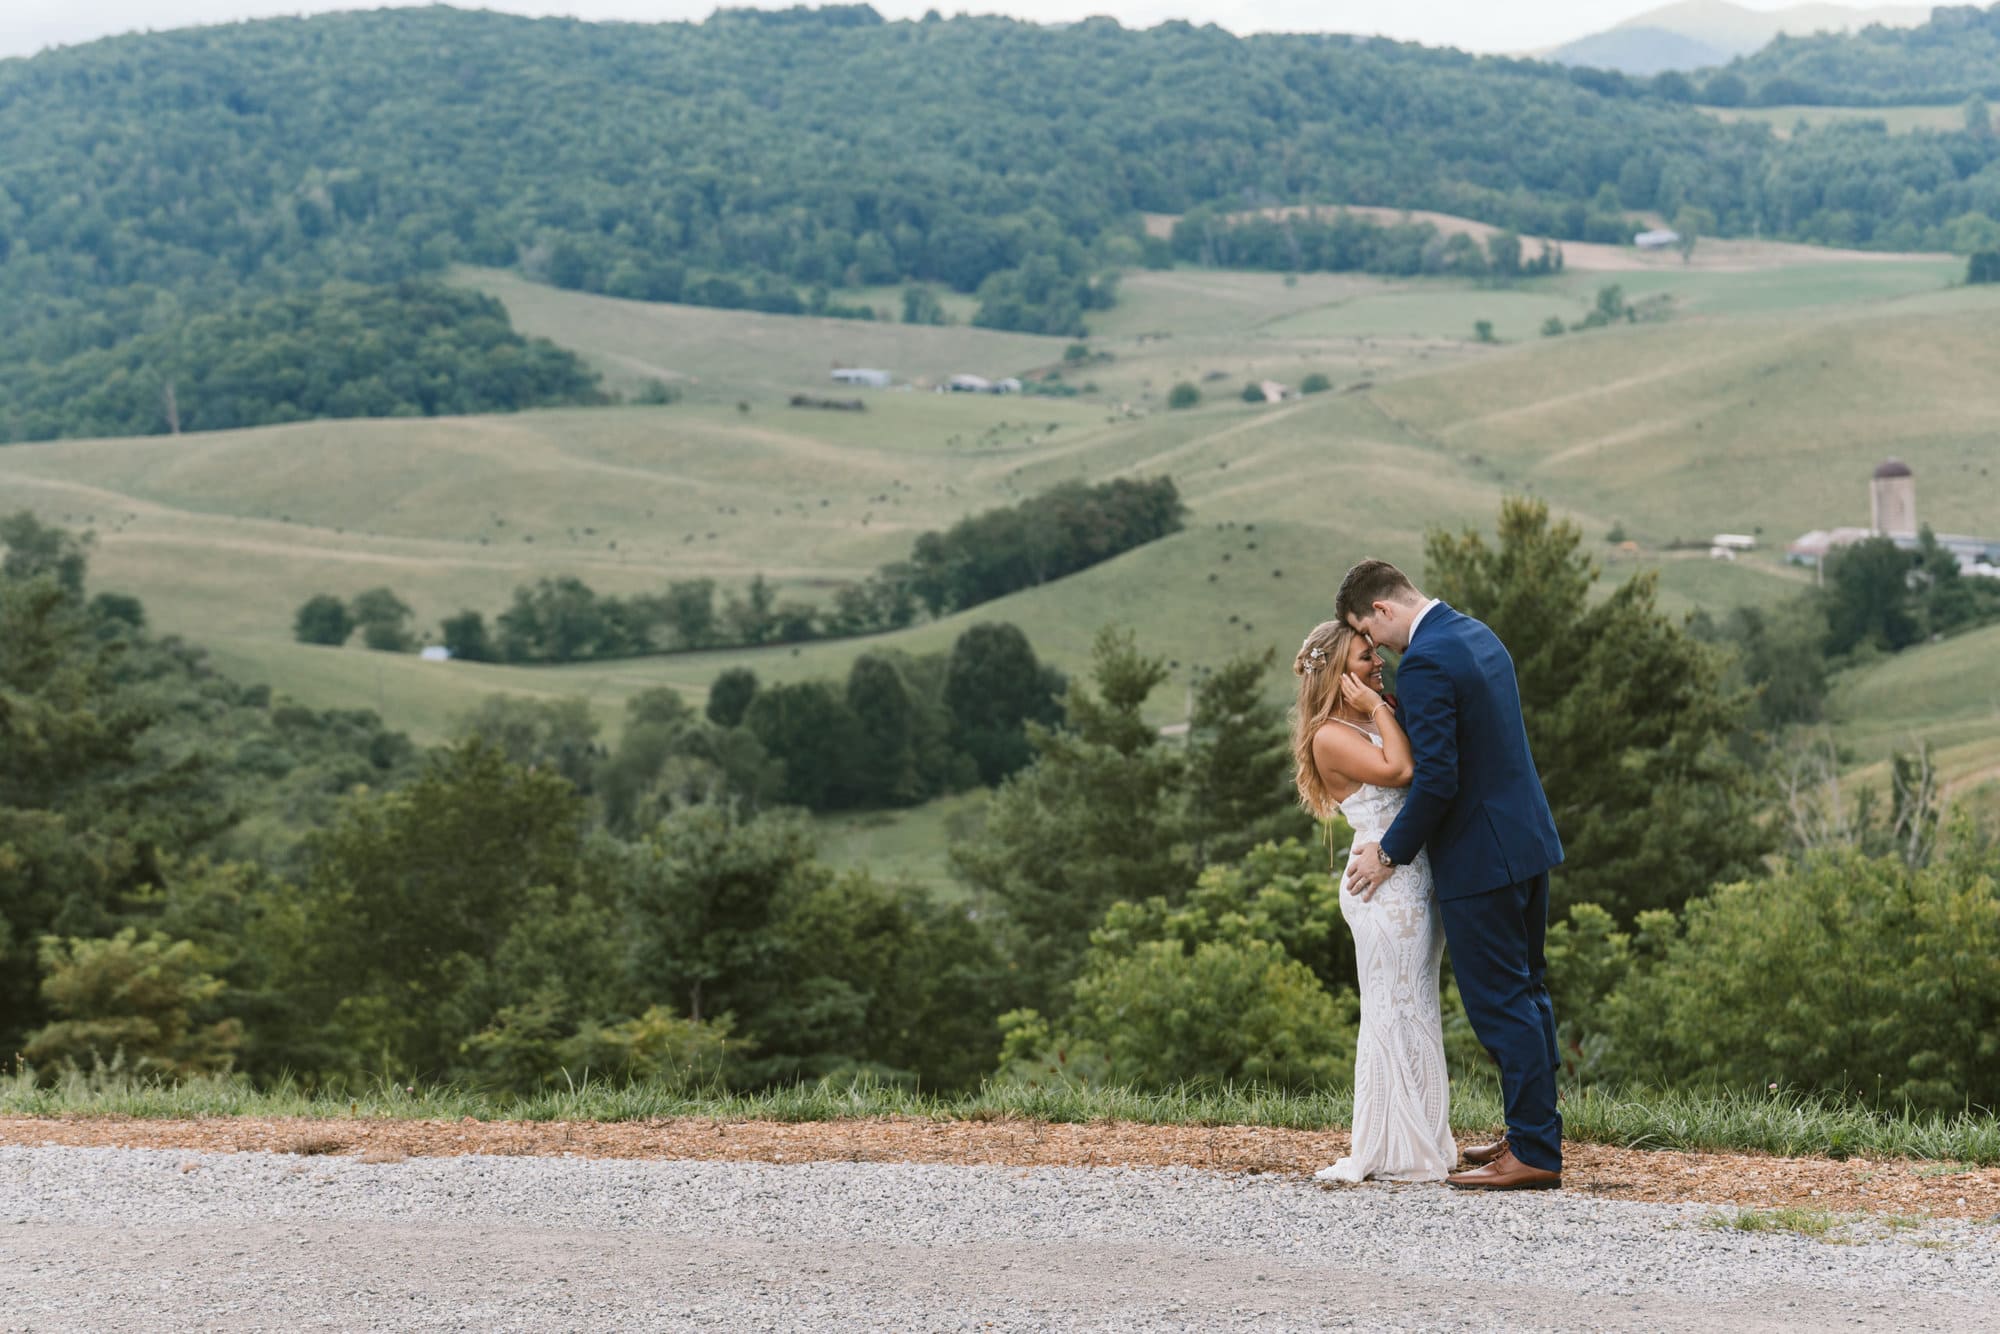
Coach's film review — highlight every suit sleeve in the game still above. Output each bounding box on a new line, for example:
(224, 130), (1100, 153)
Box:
(1379, 652), (1459, 868)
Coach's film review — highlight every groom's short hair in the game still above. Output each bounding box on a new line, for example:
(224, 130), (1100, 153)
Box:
(1336, 559), (1420, 623)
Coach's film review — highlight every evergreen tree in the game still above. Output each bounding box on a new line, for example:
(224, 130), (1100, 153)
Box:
(952, 628), (1188, 1000)
(1181, 649), (1313, 866)
(1424, 498), (1772, 921)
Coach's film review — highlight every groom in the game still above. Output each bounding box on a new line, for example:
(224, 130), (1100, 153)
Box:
(1336, 559), (1566, 1191)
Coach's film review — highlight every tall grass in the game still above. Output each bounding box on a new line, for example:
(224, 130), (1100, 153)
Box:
(4, 1067), (1996, 1165)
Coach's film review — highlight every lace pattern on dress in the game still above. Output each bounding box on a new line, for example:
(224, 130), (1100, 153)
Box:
(1317, 721), (1457, 1184)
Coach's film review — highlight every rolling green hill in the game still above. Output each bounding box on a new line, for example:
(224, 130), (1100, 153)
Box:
(0, 4), (1786, 414)
(8, 252), (1987, 747)
(6, 4), (2000, 451)
(6, 243), (1995, 896)
(1832, 621), (2000, 775)
(455, 269), (1068, 401)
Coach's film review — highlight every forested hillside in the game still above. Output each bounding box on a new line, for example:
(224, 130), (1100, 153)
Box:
(0, 282), (603, 441)
(7, 5), (2000, 439)
(1716, 3), (2000, 105)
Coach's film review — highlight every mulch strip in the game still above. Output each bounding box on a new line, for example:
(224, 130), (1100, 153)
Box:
(6, 1115), (1999, 1222)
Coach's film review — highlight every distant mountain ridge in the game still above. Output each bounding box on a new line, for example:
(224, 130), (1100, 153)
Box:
(1545, 0), (1929, 73)
(1544, 26), (1732, 77)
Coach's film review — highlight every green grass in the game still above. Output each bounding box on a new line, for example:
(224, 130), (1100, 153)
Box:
(7, 1068), (2000, 1165)
(1704, 104), (1972, 138)
(815, 789), (989, 903)
(1826, 622), (2000, 812)
(3, 252), (1993, 805)
(1830, 622), (2000, 765)
(1370, 298), (2000, 550)
(456, 266), (1067, 400)
(1551, 258), (1959, 320)
(1703, 1207), (1850, 1241)
(1086, 268), (1402, 339)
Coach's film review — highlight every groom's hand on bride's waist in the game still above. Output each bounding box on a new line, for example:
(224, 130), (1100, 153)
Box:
(1345, 842), (1391, 900)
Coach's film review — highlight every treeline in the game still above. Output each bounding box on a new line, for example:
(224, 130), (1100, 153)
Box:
(8, 504), (2000, 1112)
(1172, 209), (1570, 277)
(298, 572), (899, 664)
(709, 623), (1066, 812)
(904, 476), (1185, 615)
(447, 617), (1065, 826)
(295, 477), (1185, 663)
(0, 282), (603, 443)
(12, 7), (2000, 440)
(1713, 5), (2000, 107)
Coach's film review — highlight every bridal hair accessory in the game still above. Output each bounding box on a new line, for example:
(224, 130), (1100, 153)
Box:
(1302, 643), (1328, 673)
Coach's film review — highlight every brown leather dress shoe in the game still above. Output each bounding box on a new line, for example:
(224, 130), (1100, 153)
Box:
(1446, 1147), (1561, 1191)
(1459, 1136), (1509, 1167)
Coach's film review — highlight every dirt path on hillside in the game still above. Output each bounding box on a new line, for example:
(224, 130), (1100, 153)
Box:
(5, 1115), (1996, 1221)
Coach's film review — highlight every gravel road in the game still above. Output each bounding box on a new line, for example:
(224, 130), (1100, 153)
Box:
(4, 1145), (1995, 1331)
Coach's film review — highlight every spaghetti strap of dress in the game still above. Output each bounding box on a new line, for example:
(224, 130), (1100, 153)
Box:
(1324, 717), (1380, 741)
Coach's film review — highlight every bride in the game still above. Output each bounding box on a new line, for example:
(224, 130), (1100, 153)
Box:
(1292, 620), (1457, 1183)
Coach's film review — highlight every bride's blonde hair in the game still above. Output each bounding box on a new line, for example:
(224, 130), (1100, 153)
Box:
(1291, 619), (1358, 818)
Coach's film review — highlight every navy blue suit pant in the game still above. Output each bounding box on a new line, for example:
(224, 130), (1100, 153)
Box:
(1437, 871), (1563, 1172)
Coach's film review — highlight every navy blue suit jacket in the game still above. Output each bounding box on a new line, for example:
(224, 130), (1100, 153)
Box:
(1378, 603), (1563, 900)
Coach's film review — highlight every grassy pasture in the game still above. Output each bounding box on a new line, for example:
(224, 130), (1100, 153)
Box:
(1703, 104), (1972, 138)
(2, 258), (1992, 814)
(1830, 621), (2000, 784)
(815, 789), (991, 904)
(1369, 300), (2000, 549)
(456, 267), (1066, 400)
(1549, 258), (1960, 320)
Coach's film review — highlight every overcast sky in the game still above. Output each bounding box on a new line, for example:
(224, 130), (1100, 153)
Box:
(0, 1), (1838, 63)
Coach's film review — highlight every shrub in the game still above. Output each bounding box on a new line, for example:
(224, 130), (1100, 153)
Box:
(25, 930), (241, 1079)
(293, 593), (354, 646)
(1167, 381), (1200, 409)
(1003, 938), (1356, 1091)
(1590, 829), (2000, 1110)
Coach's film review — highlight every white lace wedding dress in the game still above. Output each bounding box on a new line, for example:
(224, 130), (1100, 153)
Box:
(1315, 722), (1457, 1183)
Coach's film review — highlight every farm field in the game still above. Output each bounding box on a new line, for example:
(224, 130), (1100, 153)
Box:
(455, 268), (1065, 401)
(3, 240), (1995, 873)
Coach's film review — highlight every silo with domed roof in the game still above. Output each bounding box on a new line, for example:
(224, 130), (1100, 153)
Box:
(1870, 459), (1916, 538)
